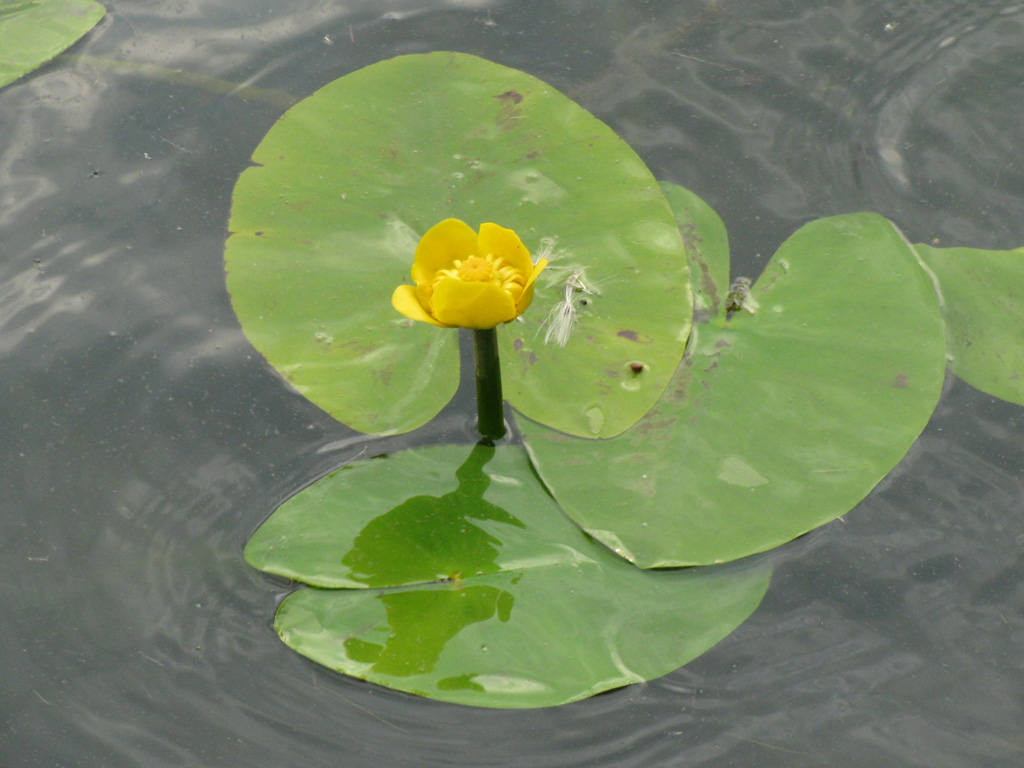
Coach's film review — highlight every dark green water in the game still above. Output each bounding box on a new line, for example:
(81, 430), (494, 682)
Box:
(1, 1), (1023, 765)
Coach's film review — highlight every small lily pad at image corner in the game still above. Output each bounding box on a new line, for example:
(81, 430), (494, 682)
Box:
(519, 184), (948, 568)
(912, 243), (1024, 406)
(247, 443), (770, 708)
(0, 0), (105, 90)
(224, 51), (690, 437)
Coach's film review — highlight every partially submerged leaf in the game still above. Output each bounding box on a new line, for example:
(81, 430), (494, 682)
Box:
(0, 0), (105, 90)
(245, 444), (592, 589)
(521, 196), (947, 567)
(225, 52), (690, 436)
(277, 557), (769, 709)
(913, 243), (1024, 406)
(252, 443), (770, 708)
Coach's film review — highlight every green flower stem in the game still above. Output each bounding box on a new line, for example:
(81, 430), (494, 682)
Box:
(472, 328), (506, 441)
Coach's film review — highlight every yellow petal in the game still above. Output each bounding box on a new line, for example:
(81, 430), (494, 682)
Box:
(515, 258), (548, 314)
(431, 277), (517, 329)
(392, 284), (451, 327)
(415, 283), (434, 313)
(411, 218), (479, 285)
(478, 222), (532, 276)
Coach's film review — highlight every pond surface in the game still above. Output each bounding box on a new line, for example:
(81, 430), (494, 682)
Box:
(2, 1), (1024, 765)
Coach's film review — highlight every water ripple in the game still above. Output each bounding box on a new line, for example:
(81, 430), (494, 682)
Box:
(2, 2), (1023, 766)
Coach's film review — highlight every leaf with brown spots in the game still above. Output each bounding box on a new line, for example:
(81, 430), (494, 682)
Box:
(522, 203), (946, 567)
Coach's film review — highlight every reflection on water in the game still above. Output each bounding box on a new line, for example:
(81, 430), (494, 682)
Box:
(1, 0), (1022, 765)
(343, 444), (525, 586)
(347, 585), (515, 677)
(244, 443), (595, 589)
(331, 444), (519, 679)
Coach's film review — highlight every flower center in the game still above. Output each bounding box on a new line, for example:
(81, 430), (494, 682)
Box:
(432, 253), (527, 302)
(456, 256), (494, 282)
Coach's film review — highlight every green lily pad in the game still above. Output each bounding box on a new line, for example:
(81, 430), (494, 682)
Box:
(250, 443), (770, 708)
(658, 181), (729, 321)
(520, 192), (947, 567)
(245, 444), (594, 589)
(0, 0), (105, 90)
(912, 243), (1024, 405)
(224, 52), (690, 437)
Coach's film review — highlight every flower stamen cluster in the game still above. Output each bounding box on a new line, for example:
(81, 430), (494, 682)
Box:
(429, 254), (527, 311)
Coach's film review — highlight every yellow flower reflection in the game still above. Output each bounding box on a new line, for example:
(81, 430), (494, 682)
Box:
(392, 219), (548, 330)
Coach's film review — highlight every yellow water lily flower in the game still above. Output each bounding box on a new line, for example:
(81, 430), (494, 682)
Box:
(392, 219), (548, 330)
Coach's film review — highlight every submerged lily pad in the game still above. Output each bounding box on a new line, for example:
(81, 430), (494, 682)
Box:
(520, 189), (947, 567)
(250, 443), (769, 708)
(0, 0), (105, 90)
(225, 52), (690, 437)
(912, 243), (1024, 406)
